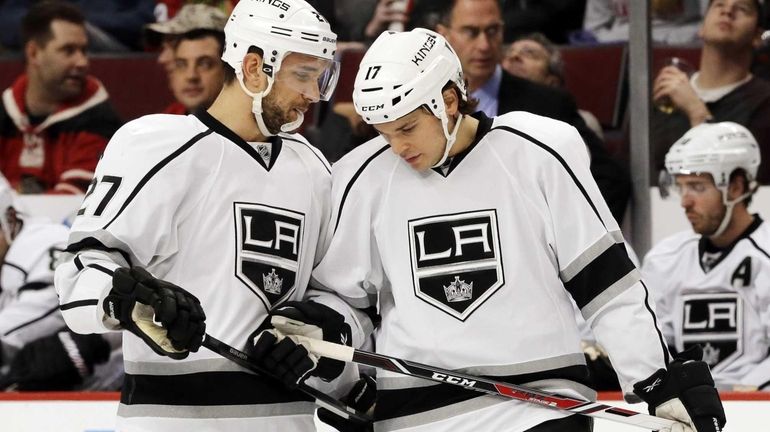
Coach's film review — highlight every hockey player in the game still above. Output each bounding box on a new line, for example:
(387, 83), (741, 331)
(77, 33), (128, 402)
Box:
(0, 175), (113, 390)
(54, 0), (351, 430)
(643, 122), (770, 392)
(254, 28), (727, 431)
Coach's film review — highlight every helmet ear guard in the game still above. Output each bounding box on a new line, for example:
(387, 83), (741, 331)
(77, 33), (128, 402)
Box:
(0, 175), (22, 244)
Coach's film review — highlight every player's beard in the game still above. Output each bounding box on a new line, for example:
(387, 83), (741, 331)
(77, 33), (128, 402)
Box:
(694, 206), (727, 236)
(261, 91), (301, 135)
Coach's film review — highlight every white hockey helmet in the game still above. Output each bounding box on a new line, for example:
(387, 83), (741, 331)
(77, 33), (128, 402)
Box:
(221, 0), (339, 136)
(665, 121), (761, 236)
(0, 174), (22, 245)
(353, 28), (468, 167)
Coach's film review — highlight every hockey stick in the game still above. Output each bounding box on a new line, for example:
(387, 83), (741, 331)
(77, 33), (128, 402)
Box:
(290, 335), (678, 430)
(201, 333), (371, 424)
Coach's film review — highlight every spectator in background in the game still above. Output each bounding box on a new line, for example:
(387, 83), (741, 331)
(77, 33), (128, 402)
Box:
(643, 122), (770, 392)
(502, 0), (587, 44)
(435, 0), (631, 223)
(502, 33), (605, 139)
(164, 30), (226, 114)
(580, 0), (707, 44)
(0, 1), (122, 194)
(651, 0), (770, 183)
(0, 0), (156, 52)
(145, 4), (227, 74)
(0, 174), (115, 391)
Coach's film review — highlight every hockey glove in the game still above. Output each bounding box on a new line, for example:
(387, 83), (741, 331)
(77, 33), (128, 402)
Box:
(249, 301), (352, 385)
(0, 331), (110, 391)
(633, 346), (726, 432)
(315, 375), (376, 432)
(104, 267), (206, 360)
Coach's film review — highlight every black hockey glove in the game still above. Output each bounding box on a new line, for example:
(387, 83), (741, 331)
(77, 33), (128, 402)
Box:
(248, 300), (352, 387)
(315, 375), (376, 432)
(104, 267), (206, 360)
(633, 346), (726, 432)
(0, 331), (110, 391)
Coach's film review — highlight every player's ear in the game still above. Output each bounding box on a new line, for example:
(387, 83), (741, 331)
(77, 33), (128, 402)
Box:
(727, 172), (748, 201)
(442, 86), (459, 117)
(241, 51), (267, 93)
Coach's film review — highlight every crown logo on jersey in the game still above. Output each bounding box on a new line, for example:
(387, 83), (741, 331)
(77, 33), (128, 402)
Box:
(702, 343), (721, 366)
(263, 269), (283, 295)
(443, 276), (473, 302)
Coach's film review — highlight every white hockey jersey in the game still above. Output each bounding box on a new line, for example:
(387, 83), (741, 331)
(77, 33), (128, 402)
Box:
(0, 218), (69, 361)
(311, 112), (670, 431)
(642, 217), (770, 391)
(55, 111), (332, 431)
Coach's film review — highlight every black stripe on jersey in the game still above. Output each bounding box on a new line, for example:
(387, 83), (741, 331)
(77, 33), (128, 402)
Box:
(748, 237), (770, 260)
(641, 280), (671, 365)
(282, 135), (332, 174)
(375, 365), (591, 421)
(490, 125), (606, 229)
(2, 305), (61, 337)
(121, 371), (313, 406)
(66, 237), (133, 267)
(334, 144), (391, 233)
(3, 262), (27, 278)
(17, 281), (51, 292)
(564, 243), (635, 309)
(194, 109), (284, 170)
(60, 299), (99, 310)
(104, 129), (214, 230)
(759, 379), (770, 391)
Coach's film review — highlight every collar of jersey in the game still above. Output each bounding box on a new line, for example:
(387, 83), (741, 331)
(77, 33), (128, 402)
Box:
(193, 109), (283, 171)
(431, 111), (494, 178)
(697, 214), (764, 272)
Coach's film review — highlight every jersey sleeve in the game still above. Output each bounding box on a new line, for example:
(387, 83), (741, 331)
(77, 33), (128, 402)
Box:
(308, 153), (384, 349)
(640, 246), (677, 346)
(55, 117), (212, 334)
(536, 122), (669, 398)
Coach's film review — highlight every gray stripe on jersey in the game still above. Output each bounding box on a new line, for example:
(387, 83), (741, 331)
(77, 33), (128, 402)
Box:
(124, 358), (247, 375)
(375, 394), (502, 431)
(374, 379), (590, 431)
(378, 353), (586, 390)
(117, 401), (315, 419)
(580, 268), (642, 319)
(560, 231), (616, 282)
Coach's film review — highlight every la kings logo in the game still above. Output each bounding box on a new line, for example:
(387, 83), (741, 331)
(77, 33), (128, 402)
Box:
(234, 202), (304, 308)
(408, 209), (504, 321)
(681, 292), (743, 371)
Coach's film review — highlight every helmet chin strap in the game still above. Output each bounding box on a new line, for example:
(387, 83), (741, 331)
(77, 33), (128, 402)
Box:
(431, 113), (463, 168)
(236, 73), (304, 138)
(710, 186), (755, 238)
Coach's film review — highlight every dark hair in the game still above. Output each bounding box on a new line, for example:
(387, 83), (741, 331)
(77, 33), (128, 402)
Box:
(730, 168), (754, 205)
(21, 1), (85, 47)
(442, 81), (479, 115)
(436, 0), (501, 27)
(223, 46), (263, 85)
(175, 29), (226, 57)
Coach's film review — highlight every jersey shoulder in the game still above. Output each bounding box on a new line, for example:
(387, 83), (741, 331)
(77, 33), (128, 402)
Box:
(332, 135), (393, 180)
(489, 111), (589, 166)
(645, 230), (699, 263)
(279, 132), (332, 177)
(5, 219), (69, 272)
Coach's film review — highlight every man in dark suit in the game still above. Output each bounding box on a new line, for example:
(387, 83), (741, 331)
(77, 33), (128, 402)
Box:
(434, 0), (630, 223)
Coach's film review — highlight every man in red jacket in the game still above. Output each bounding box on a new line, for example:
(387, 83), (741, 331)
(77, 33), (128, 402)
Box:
(0, 1), (121, 194)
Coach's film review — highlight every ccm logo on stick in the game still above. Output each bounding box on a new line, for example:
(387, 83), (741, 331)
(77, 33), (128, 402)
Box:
(432, 372), (476, 387)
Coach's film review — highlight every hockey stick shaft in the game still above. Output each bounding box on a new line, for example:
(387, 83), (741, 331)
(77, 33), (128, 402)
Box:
(292, 336), (677, 430)
(201, 333), (371, 424)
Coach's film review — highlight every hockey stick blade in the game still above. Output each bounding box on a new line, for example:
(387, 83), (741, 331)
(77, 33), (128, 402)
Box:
(292, 335), (677, 430)
(201, 333), (371, 424)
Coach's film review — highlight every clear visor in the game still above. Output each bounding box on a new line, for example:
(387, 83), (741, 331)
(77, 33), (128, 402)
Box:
(274, 52), (340, 102)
